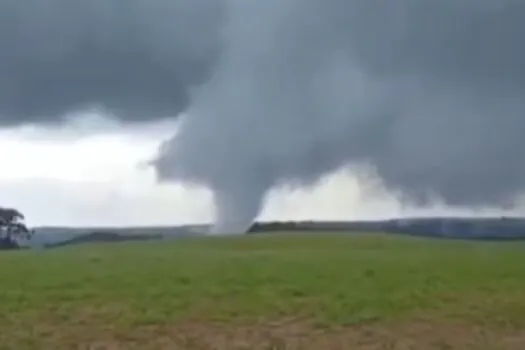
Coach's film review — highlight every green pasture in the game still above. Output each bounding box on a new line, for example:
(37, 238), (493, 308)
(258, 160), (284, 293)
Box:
(1, 233), (524, 349)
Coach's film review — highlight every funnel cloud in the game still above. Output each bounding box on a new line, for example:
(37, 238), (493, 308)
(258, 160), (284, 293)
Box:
(2, 0), (525, 233)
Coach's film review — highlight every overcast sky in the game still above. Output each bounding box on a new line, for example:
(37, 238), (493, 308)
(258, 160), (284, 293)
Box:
(2, 0), (525, 228)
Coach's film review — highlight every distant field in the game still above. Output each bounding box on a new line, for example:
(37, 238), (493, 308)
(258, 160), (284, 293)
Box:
(1, 232), (525, 349)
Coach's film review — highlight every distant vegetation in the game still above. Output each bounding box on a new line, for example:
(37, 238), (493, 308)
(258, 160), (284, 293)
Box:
(0, 207), (33, 250)
(44, 231), (163, 249)
(249, 217), (525, 240)
(5, 214), (525, 251)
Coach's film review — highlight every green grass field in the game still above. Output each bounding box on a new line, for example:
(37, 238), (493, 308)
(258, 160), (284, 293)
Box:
(1, 232), (525, 349)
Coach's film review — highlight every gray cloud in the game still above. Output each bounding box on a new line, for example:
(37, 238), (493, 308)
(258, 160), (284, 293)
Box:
(0, 0), (223, 125)
(154, 0), (525, 232)
(1, 0), (525, 232)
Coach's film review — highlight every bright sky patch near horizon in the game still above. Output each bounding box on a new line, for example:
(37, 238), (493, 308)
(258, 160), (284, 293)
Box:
(0, 114), (401, 227)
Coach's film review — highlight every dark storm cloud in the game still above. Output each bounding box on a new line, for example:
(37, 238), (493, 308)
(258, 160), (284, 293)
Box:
(0, 0), (223, 125)
(153, 0), (525, 232)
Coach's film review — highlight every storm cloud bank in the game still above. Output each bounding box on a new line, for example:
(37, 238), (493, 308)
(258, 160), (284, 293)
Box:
(2, 0), (525, 232)
(0, 0), (223, 123)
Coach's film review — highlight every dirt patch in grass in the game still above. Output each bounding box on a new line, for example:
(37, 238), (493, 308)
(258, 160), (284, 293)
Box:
(13, 318), (524, 350)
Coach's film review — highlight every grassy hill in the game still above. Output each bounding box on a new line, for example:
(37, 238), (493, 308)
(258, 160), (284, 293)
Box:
(27, 225), (203, 248)
(1, 232), (525, 349)
(24, 217), (525, 250)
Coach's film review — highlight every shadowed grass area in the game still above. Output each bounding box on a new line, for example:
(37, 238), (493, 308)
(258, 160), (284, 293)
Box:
(1, 232), (525, 349)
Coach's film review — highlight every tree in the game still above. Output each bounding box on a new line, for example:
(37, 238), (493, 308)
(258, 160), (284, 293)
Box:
(0, 207), (33, 249)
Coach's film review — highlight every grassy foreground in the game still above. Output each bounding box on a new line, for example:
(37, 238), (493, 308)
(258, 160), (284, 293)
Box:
(1, 233), (525, 349)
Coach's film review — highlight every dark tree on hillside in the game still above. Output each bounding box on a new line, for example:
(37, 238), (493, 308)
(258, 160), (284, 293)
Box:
(0, 207), (33, 249)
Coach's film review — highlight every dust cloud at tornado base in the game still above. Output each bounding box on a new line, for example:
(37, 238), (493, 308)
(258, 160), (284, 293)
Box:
(0, 0), (525, 233)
